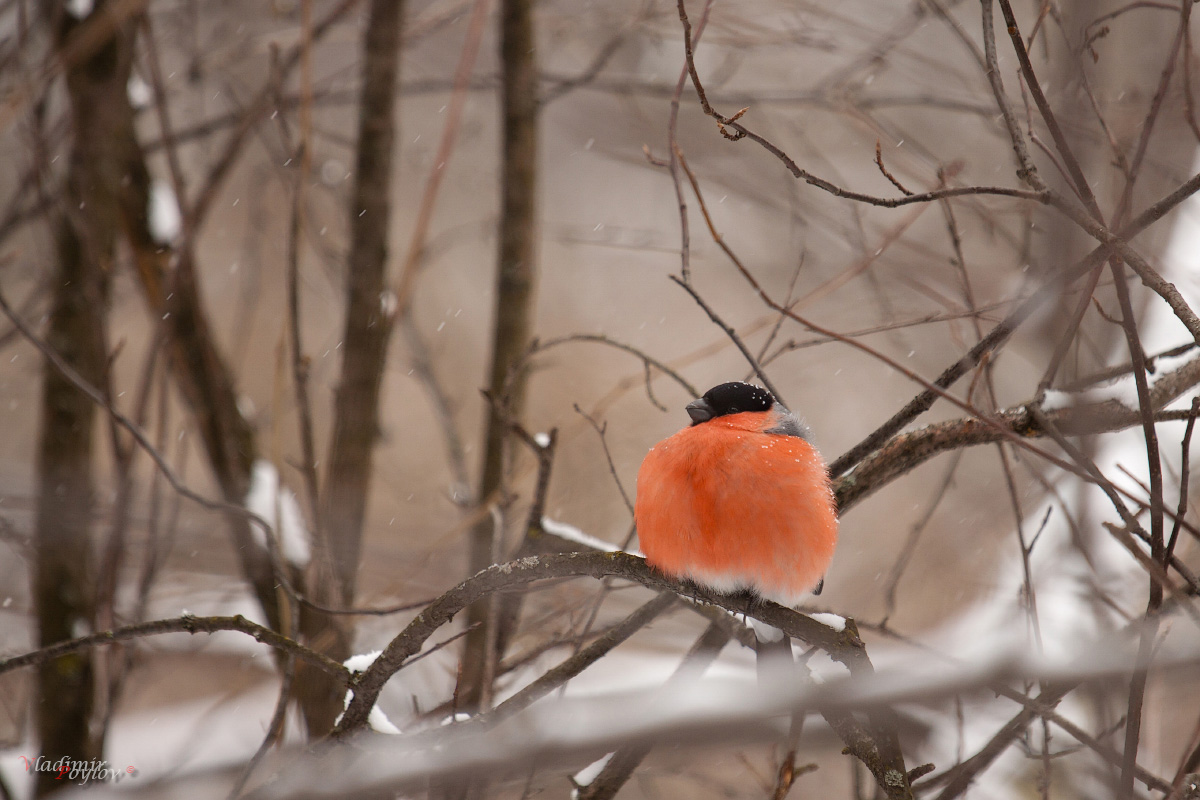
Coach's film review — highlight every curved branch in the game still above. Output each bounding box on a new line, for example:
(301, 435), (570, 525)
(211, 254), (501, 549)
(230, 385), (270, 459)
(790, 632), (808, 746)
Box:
(333, 550), (865, 736)
(529, 333), (700, 399)
(676, 0), (1047, 209)
(0, 614), (350, 684)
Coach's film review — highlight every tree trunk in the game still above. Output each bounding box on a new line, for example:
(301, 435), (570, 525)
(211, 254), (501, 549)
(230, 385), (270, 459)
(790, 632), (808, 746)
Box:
(34, 220), (109, 799)
(319, 0), (403, 610)
(296, 0), (406, 736)
(457, 0), (540, 713)
(33, 0), (131, 792)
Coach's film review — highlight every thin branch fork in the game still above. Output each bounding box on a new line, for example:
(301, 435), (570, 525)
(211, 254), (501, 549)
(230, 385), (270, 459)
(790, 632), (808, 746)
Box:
(575, 620), (733, 800)
(527, 333), (700, 399)
(840, 395), (1200, 601)
(403, 592), (678, 748)
(676, 1), (1046, 209)
(984, 0), (1200, 348)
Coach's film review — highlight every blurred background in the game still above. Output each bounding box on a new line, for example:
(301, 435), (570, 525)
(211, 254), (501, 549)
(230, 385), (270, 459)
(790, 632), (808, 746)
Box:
(1, 0), (1199, 797)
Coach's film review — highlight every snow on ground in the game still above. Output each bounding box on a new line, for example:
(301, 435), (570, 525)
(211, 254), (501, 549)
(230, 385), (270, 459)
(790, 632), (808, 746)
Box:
(1, 677), (294, 798)
(108, 682), (300, 784)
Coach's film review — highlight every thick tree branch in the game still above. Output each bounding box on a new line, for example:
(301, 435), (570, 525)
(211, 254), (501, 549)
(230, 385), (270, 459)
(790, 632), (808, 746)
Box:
(837, 351), (1200, 513)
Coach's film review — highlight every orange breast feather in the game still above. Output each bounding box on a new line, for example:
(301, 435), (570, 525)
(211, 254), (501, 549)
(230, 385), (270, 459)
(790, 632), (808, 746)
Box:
(635, 412), (837, 606)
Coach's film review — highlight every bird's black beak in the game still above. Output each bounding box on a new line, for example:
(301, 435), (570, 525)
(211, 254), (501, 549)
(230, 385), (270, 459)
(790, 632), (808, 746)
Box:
(685, 398), (714, 425)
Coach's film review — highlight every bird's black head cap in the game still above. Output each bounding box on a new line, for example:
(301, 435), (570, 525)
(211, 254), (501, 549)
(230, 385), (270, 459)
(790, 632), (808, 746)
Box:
(686, 382), (775, 424)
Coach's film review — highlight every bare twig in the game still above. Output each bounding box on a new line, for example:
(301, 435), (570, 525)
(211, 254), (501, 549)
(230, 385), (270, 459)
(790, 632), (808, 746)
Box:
(415, 592), (677, 746)
(0, 614), (349, 683)
(404, 319), (473, 495)
(927, 683), (1075, 800)
(228, 652), (295, 799)
(391, 0), (492, 318)
(670, 145), (785, 403)
(186, 0), (363, 234)
(882, 450), (962, 618)
(282, 0), (322, 529)
(529, 333), (699, 399)
(1167, 396), (1200, 562)
(670, 275), (785, 405)
(874, 140), (914, 196)
(574, 405), (635, 517)
(679, 0), (1045, 207)
(541, 15), (633, 104)
(666, 0), (714, 284)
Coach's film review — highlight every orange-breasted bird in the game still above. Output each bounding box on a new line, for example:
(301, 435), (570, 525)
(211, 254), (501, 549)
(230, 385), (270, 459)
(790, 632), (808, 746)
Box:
(634, 382), (838, 609)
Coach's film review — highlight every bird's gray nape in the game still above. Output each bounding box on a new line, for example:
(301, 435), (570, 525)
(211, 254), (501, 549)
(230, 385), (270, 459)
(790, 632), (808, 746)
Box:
(766, 415), (810, 440)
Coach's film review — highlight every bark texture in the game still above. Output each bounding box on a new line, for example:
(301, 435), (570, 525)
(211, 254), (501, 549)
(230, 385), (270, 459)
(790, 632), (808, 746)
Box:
(297, 0), (406, 736)
(319, 0), (403, 608)
(457, 0), (540, 711)
(33, 0), (131, 793)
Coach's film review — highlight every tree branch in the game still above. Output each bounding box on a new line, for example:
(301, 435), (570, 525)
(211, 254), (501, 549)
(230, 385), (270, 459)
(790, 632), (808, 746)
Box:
(0, 614), (350, 684)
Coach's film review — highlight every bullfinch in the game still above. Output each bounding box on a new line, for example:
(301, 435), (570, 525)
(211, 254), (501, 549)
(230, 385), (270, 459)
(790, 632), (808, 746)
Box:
(634, 382), (838, 611)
